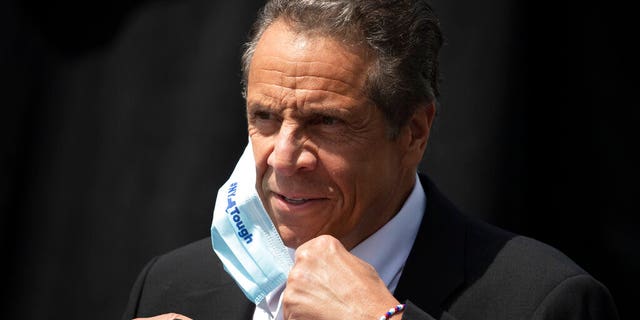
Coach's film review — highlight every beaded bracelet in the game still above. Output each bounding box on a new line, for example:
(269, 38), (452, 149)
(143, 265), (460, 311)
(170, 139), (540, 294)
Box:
(379, 303), (406, 320)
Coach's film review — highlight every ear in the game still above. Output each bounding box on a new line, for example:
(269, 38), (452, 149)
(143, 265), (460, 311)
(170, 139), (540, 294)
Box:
(402, 101), (436, 168)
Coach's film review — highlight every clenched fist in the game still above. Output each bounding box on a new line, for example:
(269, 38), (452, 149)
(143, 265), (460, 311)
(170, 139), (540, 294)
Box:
(282, 235), (402, 320)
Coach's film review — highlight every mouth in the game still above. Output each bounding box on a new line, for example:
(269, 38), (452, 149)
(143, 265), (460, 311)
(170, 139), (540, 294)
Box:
(275, 193), (312, 205)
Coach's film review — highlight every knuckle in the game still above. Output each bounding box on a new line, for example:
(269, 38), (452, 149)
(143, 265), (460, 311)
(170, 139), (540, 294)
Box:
(287, 266), (306, 282)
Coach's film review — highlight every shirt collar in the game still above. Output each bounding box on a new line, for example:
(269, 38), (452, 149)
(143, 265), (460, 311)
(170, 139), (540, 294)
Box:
(350, 173), (426, 292)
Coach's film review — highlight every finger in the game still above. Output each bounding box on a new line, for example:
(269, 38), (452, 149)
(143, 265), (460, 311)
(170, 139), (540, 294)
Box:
(133, 313), (192, 320)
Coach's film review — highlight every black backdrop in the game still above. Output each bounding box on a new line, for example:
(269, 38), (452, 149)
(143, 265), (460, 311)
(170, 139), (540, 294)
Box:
(2, 1), (637, 319)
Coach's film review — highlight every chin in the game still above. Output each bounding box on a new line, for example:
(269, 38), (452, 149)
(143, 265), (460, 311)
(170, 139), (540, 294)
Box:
(278, 230), (311, 249)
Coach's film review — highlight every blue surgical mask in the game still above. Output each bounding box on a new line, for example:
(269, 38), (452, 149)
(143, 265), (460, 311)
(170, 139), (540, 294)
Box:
(210, 141), (294, 304)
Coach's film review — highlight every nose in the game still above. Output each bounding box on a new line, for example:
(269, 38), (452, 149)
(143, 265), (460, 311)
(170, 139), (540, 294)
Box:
(267, 123), (317, 176)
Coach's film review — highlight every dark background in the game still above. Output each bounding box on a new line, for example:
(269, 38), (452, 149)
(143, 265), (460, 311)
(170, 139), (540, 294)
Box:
(2, 0), (637, 319)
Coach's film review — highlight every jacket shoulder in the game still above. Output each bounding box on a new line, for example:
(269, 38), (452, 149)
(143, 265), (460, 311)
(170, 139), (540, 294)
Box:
(123, 238), (247, 319)
(452, 219), (614, 319)
(143, 237), (230, 292)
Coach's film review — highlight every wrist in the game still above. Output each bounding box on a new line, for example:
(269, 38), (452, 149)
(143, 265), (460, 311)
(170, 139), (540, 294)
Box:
(378, 303), (405, 320)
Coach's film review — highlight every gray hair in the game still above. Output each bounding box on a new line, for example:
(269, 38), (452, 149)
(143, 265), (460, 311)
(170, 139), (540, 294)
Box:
(241, 0), (443, 137)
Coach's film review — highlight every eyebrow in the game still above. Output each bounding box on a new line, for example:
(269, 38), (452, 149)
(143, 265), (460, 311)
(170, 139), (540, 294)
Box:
(246, 102), (281, 113)
(247, 101), (354, 119)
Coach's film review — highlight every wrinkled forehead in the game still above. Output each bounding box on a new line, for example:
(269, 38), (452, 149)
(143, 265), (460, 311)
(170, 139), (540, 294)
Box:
(249, 20), (372, 94)
(246, 20), (377, 119)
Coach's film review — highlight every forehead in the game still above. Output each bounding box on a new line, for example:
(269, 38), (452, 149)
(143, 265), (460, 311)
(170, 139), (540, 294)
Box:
(247, 20), (372, 107)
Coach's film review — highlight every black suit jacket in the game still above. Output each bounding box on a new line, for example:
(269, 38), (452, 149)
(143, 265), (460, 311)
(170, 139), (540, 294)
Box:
(122, 174), (619, 319)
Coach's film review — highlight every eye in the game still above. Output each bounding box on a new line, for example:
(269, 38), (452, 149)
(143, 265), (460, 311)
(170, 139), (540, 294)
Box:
(321, 116), (338, 125)
(248, 108), (281, 136)
(254, 110), (272, 120)
(310, 115), (341, 126)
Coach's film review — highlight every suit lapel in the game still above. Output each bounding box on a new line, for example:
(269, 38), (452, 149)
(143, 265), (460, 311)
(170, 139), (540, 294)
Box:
(394, 174), (467, 317)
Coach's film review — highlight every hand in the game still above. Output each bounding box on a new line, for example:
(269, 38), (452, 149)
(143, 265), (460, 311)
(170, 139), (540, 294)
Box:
(282, 235), (401, 320)
(133, 313), (192, 320)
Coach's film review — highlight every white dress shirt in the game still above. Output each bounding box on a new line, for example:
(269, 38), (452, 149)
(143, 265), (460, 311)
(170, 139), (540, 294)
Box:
(253, 174), (427, 320)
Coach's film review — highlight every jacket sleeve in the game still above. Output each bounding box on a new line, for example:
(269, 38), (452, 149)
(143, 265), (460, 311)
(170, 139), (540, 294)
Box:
(120, 256), (160, 320)
(531, 274), (619, 320)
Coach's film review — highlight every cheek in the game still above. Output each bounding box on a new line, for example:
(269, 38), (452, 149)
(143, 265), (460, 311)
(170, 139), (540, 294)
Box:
(250, 134), (270, 160)
(321, 155), (360, 201)
(250, 136), (272, 182)
(339, 147), (397, 198)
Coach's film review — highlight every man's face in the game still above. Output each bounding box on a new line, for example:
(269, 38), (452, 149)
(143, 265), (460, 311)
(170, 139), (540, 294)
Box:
(246, 20), (423, 249)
